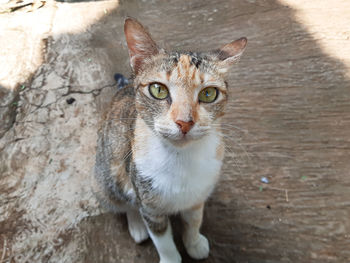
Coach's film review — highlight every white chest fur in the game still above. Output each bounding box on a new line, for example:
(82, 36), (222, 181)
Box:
(133, 121), (223, 213)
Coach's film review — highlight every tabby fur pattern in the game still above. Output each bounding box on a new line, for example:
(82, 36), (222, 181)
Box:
(94, 18), (247, 263)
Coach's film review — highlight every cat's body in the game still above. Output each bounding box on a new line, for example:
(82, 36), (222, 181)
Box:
(94, 18), (247, 263)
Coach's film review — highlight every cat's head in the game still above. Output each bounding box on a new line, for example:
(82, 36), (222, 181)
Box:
(124, 18), (247, 146)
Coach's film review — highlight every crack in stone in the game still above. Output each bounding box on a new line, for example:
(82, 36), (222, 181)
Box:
(61, 82), (118, 97)
(15, 81), (118, 124)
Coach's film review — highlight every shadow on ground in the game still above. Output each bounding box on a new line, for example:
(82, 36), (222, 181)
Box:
(1, 0), (349, 262)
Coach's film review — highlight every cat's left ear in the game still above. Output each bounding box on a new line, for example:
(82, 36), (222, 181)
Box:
(124, 18), (160, 74)
(216, 37), (247, 73)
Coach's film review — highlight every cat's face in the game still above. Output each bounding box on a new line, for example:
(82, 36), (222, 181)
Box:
(134, 52), (227, 145)
(124, 18), (247, 146)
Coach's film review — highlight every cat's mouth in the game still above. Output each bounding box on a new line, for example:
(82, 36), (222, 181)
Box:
(162, 134), (195, 147)
(156, 129), (208, 146)
(154, 122), (211, 146)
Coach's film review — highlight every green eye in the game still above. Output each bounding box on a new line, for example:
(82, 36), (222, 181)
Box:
(149, 83), (169, 100)
(198, 87), (218, 103)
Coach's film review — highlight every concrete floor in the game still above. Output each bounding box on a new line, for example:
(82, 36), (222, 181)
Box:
(1, 0), (350, 262)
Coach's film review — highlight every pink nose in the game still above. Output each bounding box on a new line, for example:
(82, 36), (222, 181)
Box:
(175, 120), (194, 134)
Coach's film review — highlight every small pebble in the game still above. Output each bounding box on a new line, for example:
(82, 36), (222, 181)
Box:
(66, 98), (76, 104)
(261, 177), (269, 184)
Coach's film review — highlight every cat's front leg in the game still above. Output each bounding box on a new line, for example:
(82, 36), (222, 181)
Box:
(141, 209), (181, 263)
(126, 208), (149, 244)
(181, 203), (209, 260)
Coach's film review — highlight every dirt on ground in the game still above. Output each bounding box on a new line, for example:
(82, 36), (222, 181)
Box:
(0, 0), (350, 262)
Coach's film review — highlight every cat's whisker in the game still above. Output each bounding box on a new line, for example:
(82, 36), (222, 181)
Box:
(216, 127), (241, 137)
(219, 134), (253, 162)
(119, 152), (134, 167)
(230, 154), (244, 175)
(111, 117), (138, 120)
(218, 142), (245, 175)
(212, 123), (248, 133)
(212, 124), (258, 141)
(195, 127), (211, 132)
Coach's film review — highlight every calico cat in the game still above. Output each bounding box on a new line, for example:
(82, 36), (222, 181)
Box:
(94, 18), (247, 263)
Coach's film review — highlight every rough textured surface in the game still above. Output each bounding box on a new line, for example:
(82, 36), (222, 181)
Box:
(1, 0), (350, 262)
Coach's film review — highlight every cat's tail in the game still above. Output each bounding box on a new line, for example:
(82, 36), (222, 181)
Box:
(114, 73), (129, 90)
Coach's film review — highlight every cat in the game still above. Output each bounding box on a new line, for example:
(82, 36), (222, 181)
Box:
(94, 17), (247, 263)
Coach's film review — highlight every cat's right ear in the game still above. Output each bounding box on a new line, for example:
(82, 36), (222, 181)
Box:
(124, 18), (160, 74)
(215, 37), (248, 74)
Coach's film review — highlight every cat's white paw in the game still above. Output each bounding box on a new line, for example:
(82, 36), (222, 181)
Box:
(159, 251), (182, 263)
(128, 221), (149, 244)
(184, 234), (209, 260)
(127, 211), (149, 244)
